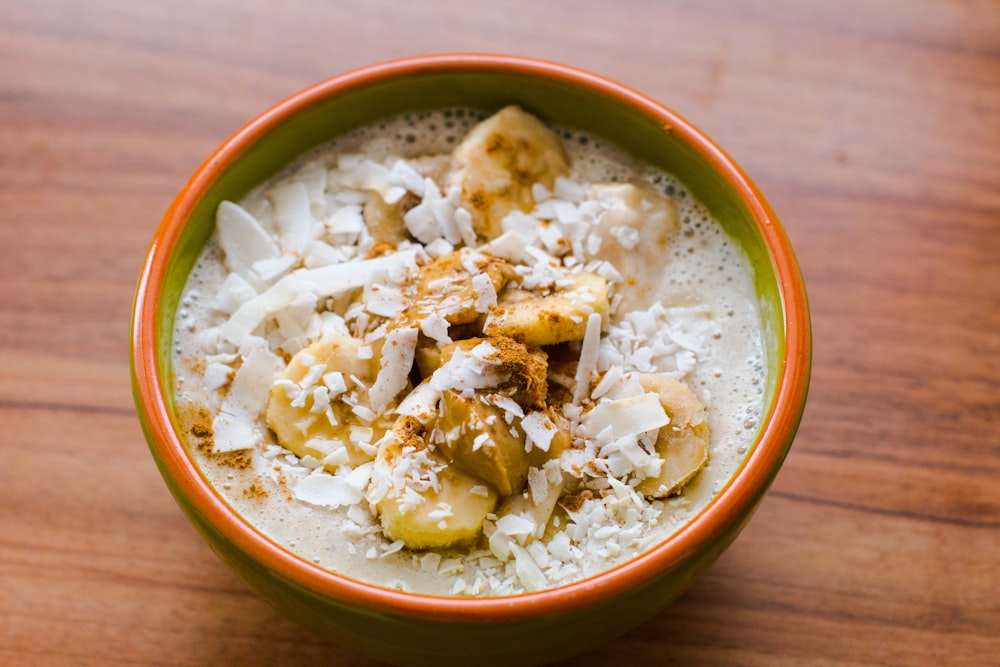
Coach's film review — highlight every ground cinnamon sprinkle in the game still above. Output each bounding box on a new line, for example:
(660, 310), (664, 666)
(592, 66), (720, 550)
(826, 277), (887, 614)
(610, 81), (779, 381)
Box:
(560, 490), (595, 513)
(188, 407), (252, 468)
(191, 421), (212, 440)
(273, 469), (294, 501)
(221, 449), (253, 469)
(482, 335), (547, 409)
(217, 372), (234, 394)
(366, 240), (396, 258)
(188, 355), (206, 377)
(189, 408), (215, 453)
(243, 479), (269, 499)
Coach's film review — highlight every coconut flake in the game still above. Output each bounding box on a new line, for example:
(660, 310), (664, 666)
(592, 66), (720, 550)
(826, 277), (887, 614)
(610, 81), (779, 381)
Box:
(572, 313), (603, 404)
(478, 231), (529, 263)
(212, 346), (280, 451)
(453, 207), (477, 247)
(226, 346), (280, 419)
(388, 159), (426, 194)
(212, 272), (258, 314)
(580, 393), (669, 441)
(252, 254), (297, 283)
(326, 205), (365, 243)
(428, 342), (504, 393)
(591, 365), (622, 400)
(610, 225), (640, 250)
(521, 411), (558, 452)
(554, 177), (586, 202)
(365, 283), (406, 318)
(215, 201), (280, 280)
(404, 191), (442, 243)
(489, 394), (524, 419)
(333, 155), (405, 204)
(423, 238), (455, 258)
(527, 467), (549, 505)
(368, 327), (419, 413)
(203, 362), (232, 391)
(322, 446), (351, 468)
(538, 223), (567, 256)
(211, 411), (256, 454)
(419, 312), (451, 344)
(531, 182), (552, 201)
(496, 513), (536, 537)
(501, 211), (541, 243)
(420, 552), (443, 573)
(471, 272), (497, 313)
(509, 543), (547, 591)
(396, 381), (441, 421)
(269, 182), (314, 255)
(220, 249), (418, 344)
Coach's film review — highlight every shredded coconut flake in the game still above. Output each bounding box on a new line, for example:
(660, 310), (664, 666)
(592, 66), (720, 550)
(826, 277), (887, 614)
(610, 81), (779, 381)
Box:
(293, 463), (373, 508)
(521, 411), (558, 452)
(581, 393), (669, 440)
(471, 272), (498, 313)
(573, 313), (603, 404)
(219, 250), (418, 345)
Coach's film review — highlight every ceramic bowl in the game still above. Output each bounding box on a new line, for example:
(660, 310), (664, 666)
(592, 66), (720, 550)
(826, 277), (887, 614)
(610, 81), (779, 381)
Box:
(131, 53), (810, 666)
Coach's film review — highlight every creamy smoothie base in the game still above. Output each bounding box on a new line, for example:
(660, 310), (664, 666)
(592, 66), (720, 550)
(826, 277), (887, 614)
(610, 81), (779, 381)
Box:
(172, 107), (765, 596)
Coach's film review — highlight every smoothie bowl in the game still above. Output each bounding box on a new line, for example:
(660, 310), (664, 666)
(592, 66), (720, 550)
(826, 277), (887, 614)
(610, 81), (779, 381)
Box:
(130, 54), (810, 666)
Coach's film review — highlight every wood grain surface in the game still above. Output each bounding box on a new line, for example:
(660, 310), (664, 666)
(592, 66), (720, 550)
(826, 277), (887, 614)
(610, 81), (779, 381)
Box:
(2, 1), (997, 665)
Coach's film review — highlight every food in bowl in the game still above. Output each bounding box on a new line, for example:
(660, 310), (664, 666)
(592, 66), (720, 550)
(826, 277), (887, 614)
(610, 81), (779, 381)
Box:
(170, 104), (766, 596)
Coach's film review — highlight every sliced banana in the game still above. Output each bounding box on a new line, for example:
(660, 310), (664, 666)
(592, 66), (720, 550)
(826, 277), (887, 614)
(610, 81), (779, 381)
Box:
(483, 271), (609, 346)
(448, 105), (569, 242)
(437, 389), (532, 497)
(589, 182), (680, 313)
(438, 336), (549, 409)
(634, 373), (710, 499)
(413, 341), (443, 378)
(437, 391), (568, 501)
(370, 416), (498, 549)
(400, 249), (515, 327)
(266, 334), (386, 467)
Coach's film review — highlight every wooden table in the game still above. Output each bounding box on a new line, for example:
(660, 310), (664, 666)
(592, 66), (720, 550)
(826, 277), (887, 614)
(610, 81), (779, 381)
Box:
(2, 1), (997, 664)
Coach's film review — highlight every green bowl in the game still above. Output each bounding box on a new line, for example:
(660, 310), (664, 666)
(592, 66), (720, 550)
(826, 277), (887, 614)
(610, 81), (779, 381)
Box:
(131, 54), (811, 666)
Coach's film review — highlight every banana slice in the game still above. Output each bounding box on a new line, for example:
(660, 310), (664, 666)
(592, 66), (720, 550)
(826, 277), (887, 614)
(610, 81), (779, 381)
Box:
(401, 249), (515, 327)
(438, 336), (549, 409)
(370, 416), (498, 549)
(589, 182), (680, 313)
(266, 334), (386, 467)
(437, 389), (532, 497)
(633, 373), (710, 499)
(448, 105), (569, 242)
(414, 340), (443, 378)
(483, 271), (609, 346)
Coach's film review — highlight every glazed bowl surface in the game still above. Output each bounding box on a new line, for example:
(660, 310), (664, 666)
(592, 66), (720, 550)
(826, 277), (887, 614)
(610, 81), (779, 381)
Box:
(130, 53), (810, 667)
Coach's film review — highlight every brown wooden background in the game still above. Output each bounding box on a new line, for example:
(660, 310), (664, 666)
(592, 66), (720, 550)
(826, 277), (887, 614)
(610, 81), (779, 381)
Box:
(2, 1), (997, 665)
